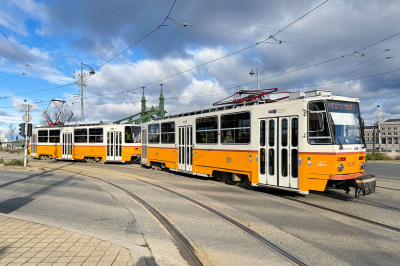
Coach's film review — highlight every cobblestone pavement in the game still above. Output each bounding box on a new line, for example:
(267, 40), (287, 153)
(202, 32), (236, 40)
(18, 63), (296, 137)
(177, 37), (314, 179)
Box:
(0, 215), (131, 266)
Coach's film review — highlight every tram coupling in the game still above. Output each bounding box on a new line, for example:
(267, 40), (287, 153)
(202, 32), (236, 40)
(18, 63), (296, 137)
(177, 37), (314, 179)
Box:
(332, 174), (376, 198)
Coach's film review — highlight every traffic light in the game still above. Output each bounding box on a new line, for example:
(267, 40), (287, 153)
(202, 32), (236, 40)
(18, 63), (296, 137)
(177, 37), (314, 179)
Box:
(19, 123), (25, 137)
(27, 124), (32, 137)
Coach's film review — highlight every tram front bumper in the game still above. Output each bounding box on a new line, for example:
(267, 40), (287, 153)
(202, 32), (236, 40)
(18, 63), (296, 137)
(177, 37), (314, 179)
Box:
(329, 173), (366, 180)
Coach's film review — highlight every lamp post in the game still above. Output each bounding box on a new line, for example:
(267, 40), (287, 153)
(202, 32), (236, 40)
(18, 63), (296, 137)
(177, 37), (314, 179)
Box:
(249, 69), (259, 90)
(79, 62), (95, 122)
(377, 105), (381, 152)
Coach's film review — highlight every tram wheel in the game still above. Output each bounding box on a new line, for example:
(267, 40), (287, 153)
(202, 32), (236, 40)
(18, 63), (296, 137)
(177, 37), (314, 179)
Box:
(355, 188), (360, 198)
(216, 172), (228, 183)
(243, 175), (254, 190)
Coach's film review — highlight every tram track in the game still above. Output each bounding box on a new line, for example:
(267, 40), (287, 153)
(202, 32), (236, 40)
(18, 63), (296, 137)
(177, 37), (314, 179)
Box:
(376, 185), (400, 192)
(310, 191), (400, 213)
(46, 165), (309, 266)
(68, 170), (203, 266)
(280, 195), (400, 233)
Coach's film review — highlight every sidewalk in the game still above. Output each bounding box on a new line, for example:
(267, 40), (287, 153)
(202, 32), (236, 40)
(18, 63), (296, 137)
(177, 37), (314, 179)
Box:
(0, 215), (131, 266)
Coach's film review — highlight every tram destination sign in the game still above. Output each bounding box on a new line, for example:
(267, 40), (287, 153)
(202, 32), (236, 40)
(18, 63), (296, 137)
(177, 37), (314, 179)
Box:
(328, 102), (357, 113)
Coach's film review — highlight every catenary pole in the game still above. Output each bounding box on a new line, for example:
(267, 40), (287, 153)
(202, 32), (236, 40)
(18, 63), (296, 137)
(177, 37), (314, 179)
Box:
(81, 62), (84, 122)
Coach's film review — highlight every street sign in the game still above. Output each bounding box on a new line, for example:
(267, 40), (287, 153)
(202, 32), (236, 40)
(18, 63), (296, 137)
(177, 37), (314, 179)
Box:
(22, 113), (32, 122)
(23, 104), (33, 112)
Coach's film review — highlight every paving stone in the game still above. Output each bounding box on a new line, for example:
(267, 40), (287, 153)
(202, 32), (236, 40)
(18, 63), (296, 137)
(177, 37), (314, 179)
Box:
(0, 215), (131, 266)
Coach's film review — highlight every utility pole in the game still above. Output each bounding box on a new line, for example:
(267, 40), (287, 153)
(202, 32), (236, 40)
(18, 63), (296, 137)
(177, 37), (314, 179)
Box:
(22, 103), (33, 167)
(372, 124), (376, 154)
(249, 69), (259, 90)
(74, 62), (95, 122)
(377, 105), (381, 152)
(81, 62), (84, 122)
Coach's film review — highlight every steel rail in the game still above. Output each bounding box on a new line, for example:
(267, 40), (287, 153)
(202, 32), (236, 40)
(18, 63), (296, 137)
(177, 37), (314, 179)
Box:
(376, 186), (400, 192)
(57, 165), (308, 266)
(131, 178), (308, 266)
(310, 191), (400, 213)
(281, 196), (400, 233)
(61, 170), (203, 266)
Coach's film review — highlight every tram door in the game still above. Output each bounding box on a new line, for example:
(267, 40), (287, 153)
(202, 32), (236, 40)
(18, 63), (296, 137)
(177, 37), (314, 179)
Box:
(178, 126), (193, 172)
(258, 118), (278, 186)
(106, 131), (122, 161)
(62, 133), (72, 159)
(258, 116), (298, 188)
(141, 129), (147, 164)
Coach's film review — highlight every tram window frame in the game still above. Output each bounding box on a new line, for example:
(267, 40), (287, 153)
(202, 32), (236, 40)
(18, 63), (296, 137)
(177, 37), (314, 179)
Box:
(161, 122), (175, 144)
(49, 130), (60, 143)
(148, 124), (160, 144)
(220, 111), (251, 144)
(125, 126), (141, 143)
(89, 128), (103, 143)
(38, 130), (48, 143)
(307, 101), (332, 145)
(196, 116), (218, 144)
(74, 128), (87, 143)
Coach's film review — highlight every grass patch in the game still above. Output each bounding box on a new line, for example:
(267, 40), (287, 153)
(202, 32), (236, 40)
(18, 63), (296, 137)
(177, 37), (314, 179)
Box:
(0, 158), (25, 166)
(0, 147), (25, 154)
(366, 153), (390, 161)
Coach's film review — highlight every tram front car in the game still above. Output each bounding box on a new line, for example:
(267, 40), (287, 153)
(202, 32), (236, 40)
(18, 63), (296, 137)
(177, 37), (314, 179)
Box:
(303, 91), (374, 196)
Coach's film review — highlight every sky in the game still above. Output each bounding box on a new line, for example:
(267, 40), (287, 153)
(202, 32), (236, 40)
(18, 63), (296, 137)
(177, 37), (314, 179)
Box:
(0, 0), (399, 139)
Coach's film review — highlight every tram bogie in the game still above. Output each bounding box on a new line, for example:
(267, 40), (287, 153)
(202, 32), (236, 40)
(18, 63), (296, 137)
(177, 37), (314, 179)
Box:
(141, 90), (373, 195)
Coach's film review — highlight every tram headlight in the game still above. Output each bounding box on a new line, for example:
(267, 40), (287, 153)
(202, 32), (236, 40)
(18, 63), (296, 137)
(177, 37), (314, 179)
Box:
(338, 164), (344, 172)
(361, 162), (365, 170)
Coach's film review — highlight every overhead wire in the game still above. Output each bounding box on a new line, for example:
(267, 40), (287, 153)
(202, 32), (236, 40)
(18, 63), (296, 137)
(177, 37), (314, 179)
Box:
(151, 0), (357, 46)
(0, 30), (71, 93)
(0, 50), (25, 74)
(95, 0), (177, 71)
(322, 50), (391, 81)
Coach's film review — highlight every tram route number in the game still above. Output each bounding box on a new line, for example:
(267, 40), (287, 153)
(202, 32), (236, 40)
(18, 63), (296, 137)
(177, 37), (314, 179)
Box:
(347, 162), (355, 167)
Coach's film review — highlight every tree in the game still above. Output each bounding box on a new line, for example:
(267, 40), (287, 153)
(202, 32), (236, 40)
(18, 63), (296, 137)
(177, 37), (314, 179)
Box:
(8, 123), (16, 149)
(38, 108), (78, 125)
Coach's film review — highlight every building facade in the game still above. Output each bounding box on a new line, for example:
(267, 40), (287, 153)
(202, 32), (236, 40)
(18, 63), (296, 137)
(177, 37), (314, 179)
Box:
(365, 119), (400, 152)
(0, 133), (8, 143)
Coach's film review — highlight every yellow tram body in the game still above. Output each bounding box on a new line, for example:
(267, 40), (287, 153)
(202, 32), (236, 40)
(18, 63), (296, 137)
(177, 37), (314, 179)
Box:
(31, 122), (141, 163)
(141, 90), (366, 194)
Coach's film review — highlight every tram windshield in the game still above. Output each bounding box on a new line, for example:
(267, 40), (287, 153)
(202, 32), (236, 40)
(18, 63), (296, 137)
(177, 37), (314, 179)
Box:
(328, 101), (363, 145)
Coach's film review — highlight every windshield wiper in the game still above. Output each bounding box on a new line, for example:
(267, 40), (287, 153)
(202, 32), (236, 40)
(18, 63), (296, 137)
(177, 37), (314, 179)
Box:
(329, 113), (343, 150)
(359, 115), (366, 149)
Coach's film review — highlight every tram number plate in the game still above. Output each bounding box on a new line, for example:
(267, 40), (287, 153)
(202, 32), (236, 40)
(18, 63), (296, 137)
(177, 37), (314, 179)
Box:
(347, 162), (355, 167)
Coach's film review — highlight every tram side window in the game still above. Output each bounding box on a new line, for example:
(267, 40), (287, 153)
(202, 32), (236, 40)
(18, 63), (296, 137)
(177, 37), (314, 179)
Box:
(49, 130), (60, 143)
(196, 116), (218, 144)
(38, 130), (48, 143)
(148, 124), (160, 144)
(126, 126), (141, 143)
(161, 122), (175, 144)
(74, 128), (87, 143)
(308, 101), (331, 144)
(221, 112), (250, 144)
(89, 128), (103, 143)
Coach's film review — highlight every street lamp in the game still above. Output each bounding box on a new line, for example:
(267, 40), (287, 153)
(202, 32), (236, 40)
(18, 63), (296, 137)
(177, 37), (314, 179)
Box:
(79, 62), (95, 122)
(249, 69), (259, 91)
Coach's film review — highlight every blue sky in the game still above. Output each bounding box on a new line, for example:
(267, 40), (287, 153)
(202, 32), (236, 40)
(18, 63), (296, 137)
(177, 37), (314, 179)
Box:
(1, 0), (400, 139)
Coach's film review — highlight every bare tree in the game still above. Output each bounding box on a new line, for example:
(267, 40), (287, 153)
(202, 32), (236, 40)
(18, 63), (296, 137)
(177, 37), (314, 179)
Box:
(38, 108), (78, 126)
(8, 123), (16, 149)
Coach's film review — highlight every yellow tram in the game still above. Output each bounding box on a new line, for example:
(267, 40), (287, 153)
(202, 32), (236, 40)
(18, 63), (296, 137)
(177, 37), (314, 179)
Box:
(141, 90), (368, 194)
(31, 122), (141, 163)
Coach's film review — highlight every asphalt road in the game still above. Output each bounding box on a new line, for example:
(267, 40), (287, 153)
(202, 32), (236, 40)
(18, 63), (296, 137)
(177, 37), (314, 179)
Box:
(1, 152), (400, 266)
(29, 160), (400, 266)
(365, 161), (400, 180)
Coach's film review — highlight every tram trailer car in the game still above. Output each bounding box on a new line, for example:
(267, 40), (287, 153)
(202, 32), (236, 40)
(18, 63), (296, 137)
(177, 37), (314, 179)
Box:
(30, 122), (141, 163)
(141, 90), (370, 195)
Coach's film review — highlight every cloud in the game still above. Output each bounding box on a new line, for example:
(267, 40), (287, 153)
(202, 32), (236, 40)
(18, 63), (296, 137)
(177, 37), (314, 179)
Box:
(0, 0), (399, 127)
